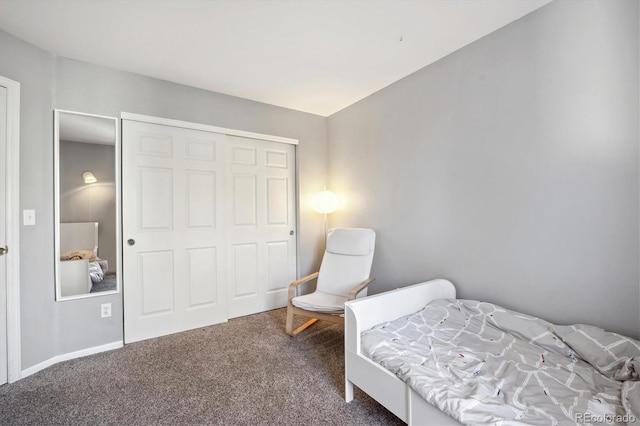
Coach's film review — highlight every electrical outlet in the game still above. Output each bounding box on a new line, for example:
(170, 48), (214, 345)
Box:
(101, 303), (112, 318)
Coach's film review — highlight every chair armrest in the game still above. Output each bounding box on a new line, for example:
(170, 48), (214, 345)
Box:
(288, 271), (319, 300)
(347, 277), (375, 301)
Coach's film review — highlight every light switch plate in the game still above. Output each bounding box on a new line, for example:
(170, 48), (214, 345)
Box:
(23, 210), (35, 226)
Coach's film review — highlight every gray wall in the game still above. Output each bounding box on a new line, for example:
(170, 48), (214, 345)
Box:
(59, 140), (117, 268)
(0, 31), (56, 370)
(0, 29), (328, 370)
(328, 0), (640, 337)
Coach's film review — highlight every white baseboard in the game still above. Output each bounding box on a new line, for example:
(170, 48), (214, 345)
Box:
(20, 341), (123, 380)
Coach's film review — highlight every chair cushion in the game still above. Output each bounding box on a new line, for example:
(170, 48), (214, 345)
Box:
(291, 291), (348, 313)
(326, 228), (375, 256)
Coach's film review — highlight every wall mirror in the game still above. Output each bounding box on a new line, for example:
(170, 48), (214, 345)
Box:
(54, 110), (121, 301)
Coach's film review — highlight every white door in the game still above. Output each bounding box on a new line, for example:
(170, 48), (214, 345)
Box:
(123, 121), (227, 343)
(0, 86), (7, 385)
(227, 135), (297, 318)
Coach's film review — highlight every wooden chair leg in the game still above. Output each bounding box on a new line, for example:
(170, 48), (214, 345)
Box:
(285, 305), (295, 336)
(292, 318), (318, 336)
(286, 303), (320, 336)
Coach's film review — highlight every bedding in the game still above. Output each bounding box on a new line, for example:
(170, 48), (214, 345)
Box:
(361, 299), (640, 425)
(60, 249), (95, 261)
(88, 261), (104, 283)
(61, 250), (108, 283)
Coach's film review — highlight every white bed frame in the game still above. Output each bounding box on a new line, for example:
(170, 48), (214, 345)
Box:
(344, 278), (461, 425)
(58, 222), (99, 298)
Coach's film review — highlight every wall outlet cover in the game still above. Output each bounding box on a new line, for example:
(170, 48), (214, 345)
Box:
(101, 303), (112, 318)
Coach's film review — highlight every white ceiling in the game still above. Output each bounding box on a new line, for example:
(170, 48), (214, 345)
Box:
(0, 0), (551, 116)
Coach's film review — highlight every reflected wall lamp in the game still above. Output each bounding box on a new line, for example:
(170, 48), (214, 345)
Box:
(82, 171), (97, 184)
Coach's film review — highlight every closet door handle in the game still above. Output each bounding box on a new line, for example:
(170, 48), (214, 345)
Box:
(0, 246), (7, 256)
(127, 239), (135, 246)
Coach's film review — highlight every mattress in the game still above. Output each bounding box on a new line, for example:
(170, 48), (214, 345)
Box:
(361, 299), (640, 425)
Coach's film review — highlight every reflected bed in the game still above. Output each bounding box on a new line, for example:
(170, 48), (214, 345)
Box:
(59, 222), (108, 297)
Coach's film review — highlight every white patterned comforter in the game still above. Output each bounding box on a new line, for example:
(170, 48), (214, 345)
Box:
(361, 299), (640, 425)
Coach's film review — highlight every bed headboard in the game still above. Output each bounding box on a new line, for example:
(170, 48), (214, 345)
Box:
(60, 222), (99, 255)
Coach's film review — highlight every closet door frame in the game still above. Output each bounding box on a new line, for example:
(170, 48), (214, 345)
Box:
(0, 75), (20, 383)
(120, 112), (299, 339)
(122, 113), (298, 146)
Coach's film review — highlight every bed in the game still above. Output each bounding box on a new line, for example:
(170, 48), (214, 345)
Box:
(344, 279), (640, 425)
(59, 222), (108, 297)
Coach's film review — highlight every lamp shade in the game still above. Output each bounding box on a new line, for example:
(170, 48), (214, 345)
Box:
(82, 171), (97, 184)
(312, 190), (339, 214)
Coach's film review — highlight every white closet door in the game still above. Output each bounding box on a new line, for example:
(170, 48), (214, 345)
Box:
(123, 121), (227, 343)
(227, 135), (297, 318)
(0, 86), (7, 385)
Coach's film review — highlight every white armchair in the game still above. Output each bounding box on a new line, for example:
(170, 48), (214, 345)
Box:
(285, 228), (376, 336)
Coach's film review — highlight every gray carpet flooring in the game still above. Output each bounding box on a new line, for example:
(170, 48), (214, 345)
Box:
(0, 308), (403, 425)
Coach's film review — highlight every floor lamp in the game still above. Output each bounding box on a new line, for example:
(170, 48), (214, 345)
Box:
(312, 190), (339, 245)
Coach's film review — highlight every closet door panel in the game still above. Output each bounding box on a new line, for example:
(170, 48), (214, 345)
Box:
(227, 136), (297, 319)
(123, 121), (226, 343)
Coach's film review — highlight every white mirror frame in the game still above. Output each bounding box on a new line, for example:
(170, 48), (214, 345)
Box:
(54, 109), (121, 301)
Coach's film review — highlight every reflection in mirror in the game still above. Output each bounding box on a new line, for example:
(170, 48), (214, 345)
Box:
(54, 110), (120, 301)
